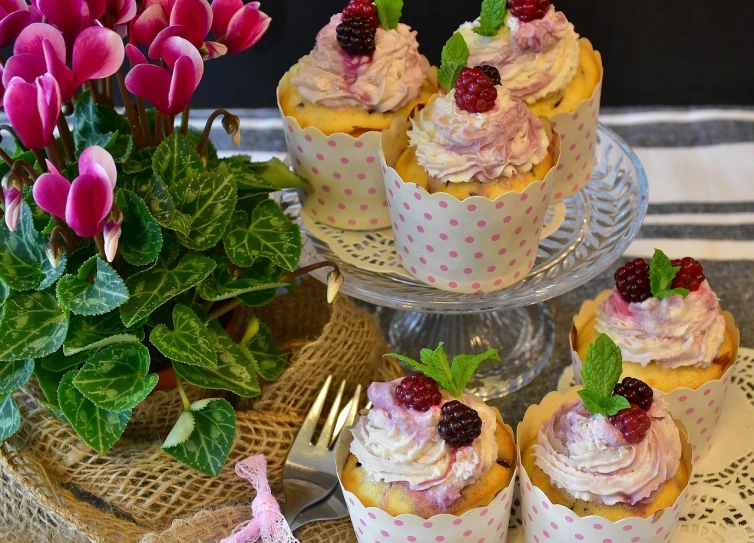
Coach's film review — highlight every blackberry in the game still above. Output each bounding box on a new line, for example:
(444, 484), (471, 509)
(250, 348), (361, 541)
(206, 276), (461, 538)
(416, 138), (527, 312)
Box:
(454, 67), (498, 114)
(474, 65), (502, 87)
(614, 258), (651, 303)
(671, 257), (705, 292)
(613, 377), (653, 412)
(395, 374), (442, 412)
(508, 0), (551, 22)
(336, 14), (377, 56)
(608, 404), (652, 444)
(437, 400), (483, 448)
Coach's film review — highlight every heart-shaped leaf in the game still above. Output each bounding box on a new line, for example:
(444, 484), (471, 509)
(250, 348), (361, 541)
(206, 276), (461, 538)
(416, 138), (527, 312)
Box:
(162, 409), (195, 448)
(63, 311), (144, 355)
(212, 159), (277, 195)
(162, 398), (236, 476)
(122, 170), (175, 228)
(72, 89), (131, 149)
(168, 211), (192, 236)
(34, 365), (66, 406)
(223, 200), (301, 272)
(0, 359), (34, 394)
(122, 147), (155, 174)
(152, 132), (204, 186)
(39, 348), (93, 372)
(73, 343), (158, 412)
(198, 258), (284, 302)
(173, 320), (261, 397)
(57, 256), (129, 316)
(150, 304), (216, 368)
(241, 322), (287, 382)
(58, 371), (131, 454)
(0, 393), (21, 440)
(120, 253), (216, 327)
(0, 290), (68, 361)
(116, 189), (163, 266)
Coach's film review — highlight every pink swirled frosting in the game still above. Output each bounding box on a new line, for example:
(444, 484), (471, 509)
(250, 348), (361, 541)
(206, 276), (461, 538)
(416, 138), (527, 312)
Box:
(407, 88), (549, 183)
(291, 14), (429, 113)
(350, 379), (498, 508)
(595, 281), (726, 369)
(458, 6), (580, 103)
(533, 395), (682, 506)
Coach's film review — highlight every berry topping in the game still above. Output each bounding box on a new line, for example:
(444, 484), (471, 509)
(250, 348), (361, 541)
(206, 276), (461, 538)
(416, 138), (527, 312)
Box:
(437, 400), (483, 448)
(342, 0), (378, 26)
(454, 67), (498, 114)
(670, 257), (705, 292)
(613, 377), (653, 412)
(395, 374), (442, 412)
(614, 258), (651, 303)
(336, 14), (377, 56)
(508, 0), (551, 22)
(474, 65), (502, 87)
(608, 404), (652, 444)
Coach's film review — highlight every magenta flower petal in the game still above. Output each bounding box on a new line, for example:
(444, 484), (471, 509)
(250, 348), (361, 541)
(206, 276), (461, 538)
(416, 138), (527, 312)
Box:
(79, 145), (117, 189)
(39, 73), (61, 141)
(210, 0), (241, 38)
(148, 23), (183, 58)
(2, 53), (46, 86)
(0, 0), (28, 11)
(125, 63), (171, 113)
(36, 0), (83, 37)
(14, 22), (66, 59)
(65, 173), (113, 237)
(3, 186), (22, 231)
(131, 2), (168, 45)
(125, 42), (146, 65)
(43, 39), (75, 101)
(4, 74), (60, 149)
(0, 9), (32, 48)
(161, 36), (203, 86)
(167, 54), (196, 115)
(33, 170), (71, 219)
(112, 0), (136, 25)
(0, 65), (5, 107)
(223, 3), (269, 53)
(169, 0), (211, 48)
(204, 40), (226, 59)
(86, 0), (106, 19)
(72, 26), (125, 86)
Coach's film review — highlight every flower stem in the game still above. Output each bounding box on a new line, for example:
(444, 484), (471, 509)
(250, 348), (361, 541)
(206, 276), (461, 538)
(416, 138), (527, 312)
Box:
(53, 217), (79, 250)
(32, 149), (47, 172)
(57, 117), (75, 163)
(11, 159), (40, 181)
(206, 298), (244, 321)
(0, 148), (12, 166)
(51, 225), (76, 253)
(164, 114), (174, 136)
(180, 105), (190, 135)
(154, 111), (164, 145)
(116, 69), (144, 149)
(136, 97), (152, 147)
(105, 76), (114, 107)
(176, 377), (191, 411)
(94, 233), (106, 259)
(87, 81), (102, 104)
(44, 143), (64, 172)
(280, 261), (342, 283)
(197, 108), (233, 156)
(0, 125), (25, 151)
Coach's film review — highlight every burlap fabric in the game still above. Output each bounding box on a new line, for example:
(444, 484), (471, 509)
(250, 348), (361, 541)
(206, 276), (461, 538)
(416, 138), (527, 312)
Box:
(0, 279), (391, 543)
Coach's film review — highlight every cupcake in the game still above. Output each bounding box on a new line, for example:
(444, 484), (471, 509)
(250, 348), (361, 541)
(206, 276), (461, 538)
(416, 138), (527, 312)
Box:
(337, 344), (517, 541)
(380, 33), (560, 293)
(458, 0), (603, 202)
(278, 0), (437, 230)
(519, 334), (692, 542)
(571, 249), (740, 461)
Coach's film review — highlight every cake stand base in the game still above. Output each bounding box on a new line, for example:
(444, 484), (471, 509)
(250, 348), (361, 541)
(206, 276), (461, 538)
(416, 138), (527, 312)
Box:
(379, 305), (555, 400)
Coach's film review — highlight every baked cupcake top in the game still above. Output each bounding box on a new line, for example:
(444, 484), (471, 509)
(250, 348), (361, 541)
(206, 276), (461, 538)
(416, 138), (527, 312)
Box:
(535, 334), (682, 506)
(458, 0), (580, 103)
(595, 250), (726, 369)
(350, 344), (501, 508)
(291, 0), (428, 113)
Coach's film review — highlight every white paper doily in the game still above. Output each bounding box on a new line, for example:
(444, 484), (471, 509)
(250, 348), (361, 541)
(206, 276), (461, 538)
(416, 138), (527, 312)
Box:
(510, 347), (754, 543)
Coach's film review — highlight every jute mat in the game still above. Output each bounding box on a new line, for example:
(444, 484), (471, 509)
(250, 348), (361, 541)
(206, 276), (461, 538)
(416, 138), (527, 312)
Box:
(0, 279), (392, 542)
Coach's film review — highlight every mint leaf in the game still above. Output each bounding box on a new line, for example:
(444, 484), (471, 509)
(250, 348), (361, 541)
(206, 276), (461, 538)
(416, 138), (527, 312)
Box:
(473, 0), (507, 37)
(450, 350), (499, 395)
(577, 390), (630, 417)
(649, 249), (689, 300)
(375, 0), (402, 30)
(579, 333), (628, 416)
(385, 343), (458, 396)
(438, 33), (470, 92)
(606, 394), (631, 415)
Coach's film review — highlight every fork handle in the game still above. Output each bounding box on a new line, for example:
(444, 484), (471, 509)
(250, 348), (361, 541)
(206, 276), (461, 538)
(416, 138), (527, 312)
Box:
(282, 479), (332, 524)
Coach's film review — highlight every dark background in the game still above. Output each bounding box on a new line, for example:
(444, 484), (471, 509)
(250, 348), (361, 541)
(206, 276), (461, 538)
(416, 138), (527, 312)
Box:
(194, 0), (754, 109)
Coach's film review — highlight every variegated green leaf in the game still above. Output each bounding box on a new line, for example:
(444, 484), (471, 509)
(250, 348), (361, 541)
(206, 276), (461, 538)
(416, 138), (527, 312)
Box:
(63, 311), (144, 355)
(56, 256), (129, 316)
(168, 211), (192, 236)
(0, 393), (21, 440)
(150, 304), (216, 368)
(122, 170), (175, 228)
(198, 258), (284, 302)
(39, 348), (92, 372)
(116, 189), (163, 265)
(0, 290), (68, 361)
(241, 322), (287, 381)
(0, 359), (34, 394)
(34, 365), (66, 405)
(152, 132), (204, 186)
(162, 410), (195, 448)
(249, 157), (311, 190)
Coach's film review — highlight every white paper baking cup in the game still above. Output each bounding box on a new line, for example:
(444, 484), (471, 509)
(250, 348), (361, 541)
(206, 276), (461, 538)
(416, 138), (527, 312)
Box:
(570, 290), (741, 463)
(517, 388), (692, 543)
(379, 116), (561, 293)
(546, 38), (603, 204)
(336, 420), (517, 543)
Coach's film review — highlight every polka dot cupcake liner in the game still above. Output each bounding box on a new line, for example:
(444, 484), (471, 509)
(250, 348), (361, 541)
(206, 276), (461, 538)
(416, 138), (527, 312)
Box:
(547, 38), (603, 204)
(517, 388), (692, 543)
(380, 116), (561, 294)
(335, 427), (518, 543)
(570, 291), (741, 463)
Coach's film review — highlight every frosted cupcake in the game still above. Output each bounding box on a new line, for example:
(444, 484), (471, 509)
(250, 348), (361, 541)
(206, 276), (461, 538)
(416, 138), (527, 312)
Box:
(337, 344), (517, 541)
(278, 0), (436, 230)
(458, 0), (603, 201)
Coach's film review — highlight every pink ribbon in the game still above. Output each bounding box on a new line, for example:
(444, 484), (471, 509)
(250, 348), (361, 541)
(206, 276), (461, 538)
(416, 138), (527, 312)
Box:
(220, 455), (300, 543)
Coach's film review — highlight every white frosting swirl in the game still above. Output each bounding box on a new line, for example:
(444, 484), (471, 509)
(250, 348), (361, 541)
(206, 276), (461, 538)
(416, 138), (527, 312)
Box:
(291, 14), (429, 113)
(458, 7), (580, 103)
(595, 281), (726, 369)
(534, 395), (682, 506)
(407, 88), (549, 183)
(350, 379), (498, 507)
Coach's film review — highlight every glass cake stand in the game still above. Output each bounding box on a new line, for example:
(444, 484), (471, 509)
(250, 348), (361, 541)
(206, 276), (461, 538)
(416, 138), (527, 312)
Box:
(279, 125), (648, 399)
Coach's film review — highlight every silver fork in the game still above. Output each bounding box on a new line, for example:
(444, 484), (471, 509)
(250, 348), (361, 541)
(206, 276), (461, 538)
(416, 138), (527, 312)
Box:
(282, 376), (361, 524)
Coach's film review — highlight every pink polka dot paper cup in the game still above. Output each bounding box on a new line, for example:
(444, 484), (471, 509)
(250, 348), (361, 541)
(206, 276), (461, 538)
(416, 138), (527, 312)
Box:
(517, 388), (693, 543)
(335, 422), (517, 543)
(380, 116), (561, 294)
(570, 291), (741, 463)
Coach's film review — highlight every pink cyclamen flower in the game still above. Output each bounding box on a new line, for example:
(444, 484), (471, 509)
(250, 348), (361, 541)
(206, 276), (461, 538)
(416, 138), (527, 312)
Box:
(0, 0), (41, 48)
(32, 145), (116, 239)
(130, 0), (172, 45)
(35, 0), (88, 39)
(86, 0), (136, 26)
(211, 0), (269, 54)
(4, 73), (61, 149)
(125, 35), (203, 115)
(147, 0), (219, 58)
(1, 174), (23, 231)
(102, 205), (122, 262)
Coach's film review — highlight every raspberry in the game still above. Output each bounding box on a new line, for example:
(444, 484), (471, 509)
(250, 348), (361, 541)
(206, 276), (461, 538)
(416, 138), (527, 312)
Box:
(474, 65), (502, 87)
(454, 68), (498, 114)
(613, 377), (653, 412)
(608, 404), (652, 444)
(614, 258), (651, 303)
(342, 0), (378, 28)
(336, 14), (377, 56)
(437, 400), (483, 448)
(508, 0), (551, 22)
(395, 374), (442, 412)
(671, 257), (705, 292)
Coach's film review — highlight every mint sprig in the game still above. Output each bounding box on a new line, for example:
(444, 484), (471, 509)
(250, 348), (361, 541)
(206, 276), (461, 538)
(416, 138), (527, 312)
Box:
(375, 0), (403, 30)
(473, 0), (507, 37)
(438, 33), (470, 92)
(385, 342), (499, 397)
(650, 249), (690, 300)
(577, 334), (630, 416)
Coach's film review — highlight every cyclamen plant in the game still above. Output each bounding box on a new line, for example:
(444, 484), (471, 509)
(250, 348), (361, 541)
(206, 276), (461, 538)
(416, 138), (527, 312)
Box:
(0, 0), (341, 476)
